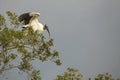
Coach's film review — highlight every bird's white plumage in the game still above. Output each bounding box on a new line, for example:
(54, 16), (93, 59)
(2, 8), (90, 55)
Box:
(22, 12), (43, 33)
(30, 18), (44, 33)
(29, 12), (40, 16)
(19, 12), (50, 36)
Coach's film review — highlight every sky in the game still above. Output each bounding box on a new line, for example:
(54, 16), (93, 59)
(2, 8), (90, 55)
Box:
(0, 0), (120, 80)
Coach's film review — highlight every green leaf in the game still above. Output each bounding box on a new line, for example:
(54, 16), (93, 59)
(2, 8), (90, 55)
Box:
(0, 14), (5, 26)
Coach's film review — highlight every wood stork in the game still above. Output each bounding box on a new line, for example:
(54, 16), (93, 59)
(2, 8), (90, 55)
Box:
(18, 12), (50, 36)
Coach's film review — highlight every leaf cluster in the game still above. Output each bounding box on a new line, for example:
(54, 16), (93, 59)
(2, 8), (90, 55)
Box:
(55, 68), (120, 80)
(55, 67), (83, 80)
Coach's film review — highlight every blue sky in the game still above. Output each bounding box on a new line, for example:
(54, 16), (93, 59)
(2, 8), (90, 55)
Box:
(0, 0), (120, 80)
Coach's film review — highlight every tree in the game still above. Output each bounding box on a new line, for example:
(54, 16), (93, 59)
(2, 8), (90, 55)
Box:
(55, 67), (120, 80)
(0, 11), (61, 80)
(93, 72), (120, 80)
(1, 11), (120, 80)
(55, 67), (83, 80)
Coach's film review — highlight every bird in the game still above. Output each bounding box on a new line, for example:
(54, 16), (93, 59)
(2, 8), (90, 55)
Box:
(18, 12), (50, 37)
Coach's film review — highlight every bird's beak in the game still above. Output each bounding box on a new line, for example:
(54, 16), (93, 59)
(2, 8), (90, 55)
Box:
(44, 24), (50, 38)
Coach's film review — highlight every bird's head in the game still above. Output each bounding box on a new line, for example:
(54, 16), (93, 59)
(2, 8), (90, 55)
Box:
(29, 12), (40, 17)
(44, 24), (50, 38)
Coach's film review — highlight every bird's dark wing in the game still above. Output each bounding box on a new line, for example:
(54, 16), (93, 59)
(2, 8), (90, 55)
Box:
(44, 24), (50, 37)
(18, 13), (32, 25)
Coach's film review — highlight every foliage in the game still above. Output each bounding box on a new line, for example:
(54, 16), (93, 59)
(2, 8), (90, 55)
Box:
(0, 11), (61, 80)
(94, 72), (120, 80)
(55, 67), (120, 80)
(0, 14), (5, 27)
(55, 67), (83, 80)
